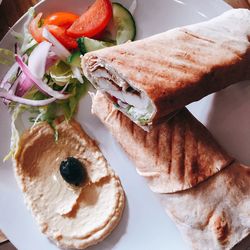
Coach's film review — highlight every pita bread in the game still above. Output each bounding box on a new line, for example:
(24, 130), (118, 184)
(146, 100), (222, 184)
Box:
(159, 162), (250, 250)
(0, 231), (7, 243)
(83, 9), (250, 129)
(91, 91), (233, 193)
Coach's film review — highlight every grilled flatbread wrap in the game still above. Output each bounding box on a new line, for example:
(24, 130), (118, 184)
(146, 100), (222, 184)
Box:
(91, 91), (233, 193)
(160, 162), (250, 250)
(83, 9), (250, 130)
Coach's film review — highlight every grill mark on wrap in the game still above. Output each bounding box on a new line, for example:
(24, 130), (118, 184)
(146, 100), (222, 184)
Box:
(168, 121), (173, 175)
(181, 122), (187, 184)
(169, 113), (188, 184)
(113, 46), (201, 69)
(142, 129), (147, 148)
(131, 120), (135, 136)
(115, 108), (120, 121)
(213, 211), (231, 245)
(89, 11), (245, 193)
(177, 120), (186, 183)
(122, 67), (201, 92)
(182, 29), (245, 60)
(112, 33), (216, 60)
(184, 117), (198, 186)
(107, 46), (216, 91)
(97, 25), (248, 107)
(145, 128), (159, 162)
(191, 134), (199, 185)
(196, 139), (203, 180)
(182, 30), (216, 44)
(155, 127), (161, 167)
(223, 45), (243, 60)
(111, 49), (204, 77)
(126, 63), (199, 81)
(93, 93), (233, 193)
(116, 111), (123, 131)
(120, 111), (126, 128)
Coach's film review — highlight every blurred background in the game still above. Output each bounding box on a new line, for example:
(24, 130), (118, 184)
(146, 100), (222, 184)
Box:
(0, 0), (38, 39)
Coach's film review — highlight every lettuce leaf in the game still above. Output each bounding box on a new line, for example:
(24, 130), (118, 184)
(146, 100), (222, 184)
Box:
(0, 48), (14, 65)
(4, 105), (26, 161)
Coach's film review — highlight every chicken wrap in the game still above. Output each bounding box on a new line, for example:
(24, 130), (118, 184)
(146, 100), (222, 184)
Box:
(83, 9), (250, 130)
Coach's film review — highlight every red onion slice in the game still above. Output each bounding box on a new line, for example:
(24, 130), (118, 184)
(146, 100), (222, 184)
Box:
(0, 78), (69, 107)
(46, 52), (58, 70)
(14, 74), (33, 97)
(28, 41), (52, 79)
(0, 62), (19, 89)
(12, 49), (58, 98)
(15, 55), (70, 100)
(0, 91), (56, 106)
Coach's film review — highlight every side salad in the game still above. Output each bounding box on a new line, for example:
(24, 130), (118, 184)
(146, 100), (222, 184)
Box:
(0, 0), (137, 159)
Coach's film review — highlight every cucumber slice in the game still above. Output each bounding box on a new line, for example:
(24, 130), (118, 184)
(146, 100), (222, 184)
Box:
(77, 37), (114, 54)
(67, 51), (81, 67)
(76, 4), (136, 54)
(112, 3), (136, 44)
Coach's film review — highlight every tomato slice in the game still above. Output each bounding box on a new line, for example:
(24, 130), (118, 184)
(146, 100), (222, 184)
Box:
(29, 13), (78, 49)
(44, 12), (79, 28)
(29, 13), (44, 43)
(67, 0), (112, 38)
(48, 26), (78, 49)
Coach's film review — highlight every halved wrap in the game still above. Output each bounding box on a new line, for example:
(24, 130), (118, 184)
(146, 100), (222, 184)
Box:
(160, 162), (250, 250)
(83, 9), (250, 130)
(91, 91), (233, 193)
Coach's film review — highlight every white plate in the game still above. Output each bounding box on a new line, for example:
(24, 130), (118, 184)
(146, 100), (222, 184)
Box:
(2, 1), (250, 250)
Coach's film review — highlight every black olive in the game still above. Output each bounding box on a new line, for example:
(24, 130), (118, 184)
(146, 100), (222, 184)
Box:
(60, 157), (87, 186)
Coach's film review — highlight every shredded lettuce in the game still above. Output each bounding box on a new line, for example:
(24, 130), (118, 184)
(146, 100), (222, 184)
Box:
(138, 115), (151, 125)
(20, 7), (38, 54)
(1, 7), (89, 158)
(0, 48), (14, 65)
(19, 58), (89, 126)
(26, 79), (88, 127)
(61, 80), (89, 120)
(127, 106), (151, 125)
(9, 8), (37, 55)
(10, 30), (24, 42)
(49, 61), (72, 84)
(4, 105), (26, 161)
(24, 41), (38, 56)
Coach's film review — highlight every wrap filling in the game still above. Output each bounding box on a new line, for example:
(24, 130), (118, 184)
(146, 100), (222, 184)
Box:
(87, 64), (155, 126)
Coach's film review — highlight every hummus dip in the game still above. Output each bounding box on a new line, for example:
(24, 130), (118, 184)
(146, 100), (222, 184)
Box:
(14, 119), (125, 249)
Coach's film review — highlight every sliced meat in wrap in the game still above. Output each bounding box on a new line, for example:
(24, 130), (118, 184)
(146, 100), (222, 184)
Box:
(91, 91), (233, 193)
(83, 9), (250, 130)
(160, 162), (250, 250)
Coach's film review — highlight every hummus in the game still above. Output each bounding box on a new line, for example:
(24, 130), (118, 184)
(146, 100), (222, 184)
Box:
(14, 119), (125, 249)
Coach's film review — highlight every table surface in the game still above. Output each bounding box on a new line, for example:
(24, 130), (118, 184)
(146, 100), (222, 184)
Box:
(0, 0), (249, 249)
(0, 0), (38, 40)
